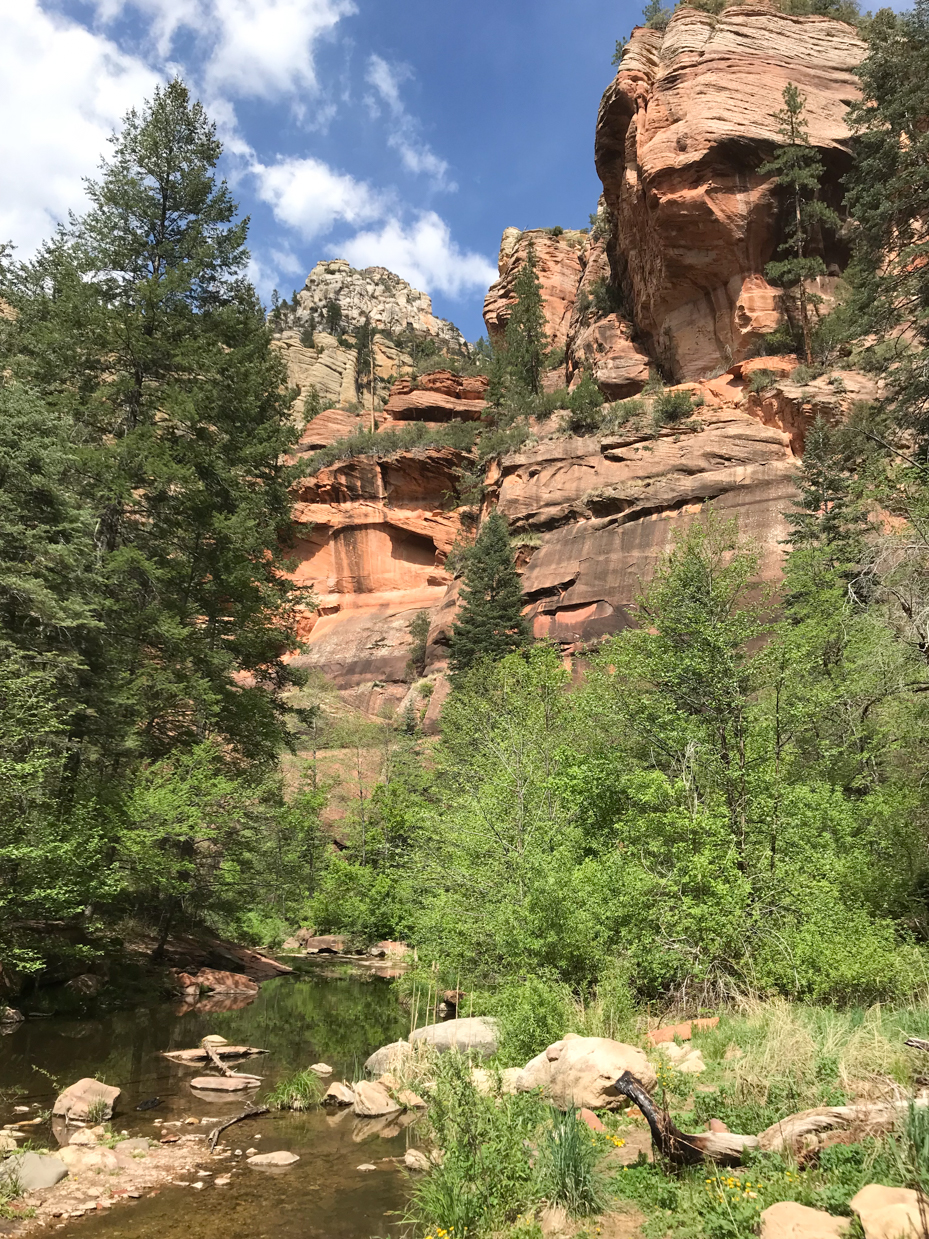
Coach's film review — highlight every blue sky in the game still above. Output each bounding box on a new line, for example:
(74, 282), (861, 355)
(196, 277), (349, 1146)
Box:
(0, 0), (636, 340)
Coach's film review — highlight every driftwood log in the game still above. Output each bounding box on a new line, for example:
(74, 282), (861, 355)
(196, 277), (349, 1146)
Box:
(614, 1071), (759, 1166)
(200, 1037), (261, 1082)
(758, 1097), (929, 1153)
(207, 1104), (269, 1153)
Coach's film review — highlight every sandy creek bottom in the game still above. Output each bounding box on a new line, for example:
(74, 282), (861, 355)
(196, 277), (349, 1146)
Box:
(0, 960), (415, 1239)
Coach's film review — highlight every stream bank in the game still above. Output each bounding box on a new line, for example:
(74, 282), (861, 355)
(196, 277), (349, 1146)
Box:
(0, 960), (416, 1239)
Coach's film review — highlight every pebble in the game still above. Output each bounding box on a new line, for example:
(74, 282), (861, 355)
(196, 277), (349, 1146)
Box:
(357, 1163), (377, 1172)
(214, 1176), (231, 1187)
(246, 1148), (257, 1155)
(191, 1181), (204, 1190)
(234, 1149), (242, 1156)
(13, 1107), (29, 1114)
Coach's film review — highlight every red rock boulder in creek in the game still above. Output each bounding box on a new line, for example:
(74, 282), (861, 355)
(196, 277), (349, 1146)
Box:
(181, 969), (259, 996)
(53, 1079), (121, 1122)
(595, 5), (865, 379)
(517, 1035), (657, 1111)
(484, 228), (587, 351)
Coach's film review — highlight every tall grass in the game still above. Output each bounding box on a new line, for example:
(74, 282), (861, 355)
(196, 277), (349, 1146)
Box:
(536, 1110), (607, 1217)
(265, 1068), (323, 1111)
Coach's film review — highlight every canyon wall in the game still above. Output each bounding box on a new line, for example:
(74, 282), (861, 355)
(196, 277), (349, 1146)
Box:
(277, 5), (872, 718)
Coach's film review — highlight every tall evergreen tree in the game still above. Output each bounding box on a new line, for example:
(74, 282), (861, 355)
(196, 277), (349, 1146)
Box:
(760, 84), (840, 364)
(448, 510), (530, 677)
(2, 80), (308, 778)
(845, 1), (929, 446)
(489, 239), (549, 405)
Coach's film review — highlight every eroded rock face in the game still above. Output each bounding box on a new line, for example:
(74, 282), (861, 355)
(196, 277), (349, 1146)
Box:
(484, 228), (587, 350)
(384, 371), (489, 421)
(566, 238), (650, 398)
(596, 5), (865, 379)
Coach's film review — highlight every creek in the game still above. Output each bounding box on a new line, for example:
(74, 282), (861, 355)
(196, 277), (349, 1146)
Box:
(0, 960), (414, 1239)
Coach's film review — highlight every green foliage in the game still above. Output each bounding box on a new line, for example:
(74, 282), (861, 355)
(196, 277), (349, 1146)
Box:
(324, 300), (342, 335)
(488, 240), (550, 407)
(305, 420), (478, 473)
(536, 1110), (607, 1218)
(265, 1068), (323, 1111)
(747, 369), (776, 393)
(562, 373), (606, 433)
(652, 390), (695, 426)
(406, 611), (431, 681)
(303, 384), (323, 423)
(448, 511), (530, 678)
(406, 1054), (542, 1236)
(487, 976), (576, 1067)
(760, 84), (841, 364)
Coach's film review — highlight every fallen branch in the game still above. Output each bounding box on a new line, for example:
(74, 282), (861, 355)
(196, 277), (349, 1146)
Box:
(200, 1037), (261, 1080)
(906, 1038), (929, 1055)
(207, 1104), (269, 1153)
(758, 1098), (929, 1153)
(614, 1072), (758, 1167)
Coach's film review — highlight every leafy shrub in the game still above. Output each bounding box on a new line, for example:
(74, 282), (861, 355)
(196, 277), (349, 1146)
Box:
(310, 857), (410, 942)
(305, 421), (478, 473)
(748, 369), (776, 393)
(652, 390), (695, 425)
(406, 1053), (540, 1236)
(589, 278), (625, 318)
(563, 373), (605, 433)
(791, 364), (825, 384)
(299, 325), (314, 349)
(477, 422), (532, 461)
(486, 975), (575, 1067)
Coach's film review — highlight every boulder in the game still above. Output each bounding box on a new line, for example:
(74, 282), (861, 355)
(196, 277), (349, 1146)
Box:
(409, 1017), (498, 1057)
(471, 1067), (523, 1096)
(352, 1081), (401, 1118)
(0, 1134), (18, 1152)
(324, 1082), (356, 1106)
(0, 1151), (69, 1191)
(760, 1202), (850, 1239)
(404, 1148), (431, 1171)
(647, 1018), (719, 1046)
(65, 974), (102, 996)
(851, 1185), (929, 1239)
(579, 1108), (605, 1133)
(299, 935), (345, 955)
(517, 1037), (657, 1111)
(657, 1043), (706, 1074)
(58, 1145), (119, 1172)
(186, 969), (259, 996)
(247, 1151), (299, 1167)
(0, 1007), (23, 1024)
(398, 1089), (427, 1110)
(68, 1128), (99, 1146)
(310, 1062), (333, 1074)
(53, 1078), (121, 1122)
(364, 1040), (413, 1076)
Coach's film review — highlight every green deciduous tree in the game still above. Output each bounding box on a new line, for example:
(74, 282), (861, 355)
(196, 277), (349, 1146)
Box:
(760, 83), (840, 364)
(449, 510), (530, 678)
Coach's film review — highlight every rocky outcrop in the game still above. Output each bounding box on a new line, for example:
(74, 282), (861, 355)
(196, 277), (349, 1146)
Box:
(383, 371), (489, 421)
(484, 228), (587, 350)
(566, 237), (651, 397)
(273, 260), (469, 413)
(517, 1035), (657, 1111)
(596, 5), (865, 379)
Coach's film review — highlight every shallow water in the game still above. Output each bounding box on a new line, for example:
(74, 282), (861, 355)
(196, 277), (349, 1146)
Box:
(0, 960), (416, 1239)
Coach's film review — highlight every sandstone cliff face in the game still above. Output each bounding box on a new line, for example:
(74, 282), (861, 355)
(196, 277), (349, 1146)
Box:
(596, 4), (865, 380)
(484, 229), (587, 351)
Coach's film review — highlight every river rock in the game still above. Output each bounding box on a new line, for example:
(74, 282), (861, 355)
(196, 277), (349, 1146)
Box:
(324, 1082), (355, 1105)
(53, 1078), (121, 1122)
(68, 1128), (99, 1146)
(0, 1151), (69, 1191)
(190, 1075), (260, 1091)
(409, 1017), (498, 1057)
(353, 1081), (401, 1118)
(761, 1201), (850, 1239)
(517, 1036), (657, 1111)
(310, 1063), (332, 1074)
(851, 1185), (928, 1239)
(397, 1089), (427, 1109)
(247, 1151), (299, 1167)
(58, 1145), (119, 1172)
(0, 1134), (18, 1152)
(0, 1007), (23, 1024)
(364, 1040), (413, 1076)
(404, 1148), (431, 1171)
(186, 970), (259, 996)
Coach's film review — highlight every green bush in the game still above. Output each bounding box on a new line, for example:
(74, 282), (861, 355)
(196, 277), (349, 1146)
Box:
(487, 976), (576, 1067)
(310, 857), (410, 942)
(266, 1068), (323, 1111)
(652, 390), (695, 425)
(304, 420), (478, 473)
(748, 369), (776, 393)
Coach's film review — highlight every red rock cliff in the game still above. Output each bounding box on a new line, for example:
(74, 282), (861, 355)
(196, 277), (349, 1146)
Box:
(596, 4), (864, 380)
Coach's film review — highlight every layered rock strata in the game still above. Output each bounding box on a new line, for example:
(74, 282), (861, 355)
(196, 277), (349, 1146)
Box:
(484, 229), (587, 350)
(596, 4), (865, 379)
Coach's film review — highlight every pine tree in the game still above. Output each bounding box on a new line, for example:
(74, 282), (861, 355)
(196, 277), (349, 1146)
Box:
(448, 510), (530, 677)
(845, 2), (929, 446)
(760, 84), (840, 365)
(500, 239), (549, 398)
(2, 80), (307, 776)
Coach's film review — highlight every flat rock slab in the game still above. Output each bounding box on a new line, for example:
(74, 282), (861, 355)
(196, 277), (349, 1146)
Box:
(190, 1076), (260, 1091)
(175, 970), (259, 996)
(53, 1079), (121, 1122)
(0, 1151), (69, 1191)
(247, 1151), (299, 1167)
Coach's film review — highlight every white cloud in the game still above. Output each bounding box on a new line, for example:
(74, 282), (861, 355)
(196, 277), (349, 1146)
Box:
(342, 212), (497, 300)
(0, 0), (160, 255)
(251, 155), (384, 238)
(365, 54), (453, 191)
(94, 0), (355, 99)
